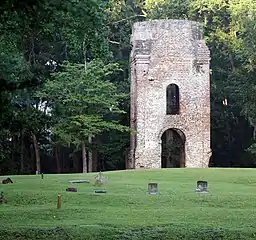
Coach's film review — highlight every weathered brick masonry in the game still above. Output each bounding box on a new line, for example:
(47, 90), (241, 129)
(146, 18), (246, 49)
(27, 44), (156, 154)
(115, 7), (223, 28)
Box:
(129, 20), (211, 168)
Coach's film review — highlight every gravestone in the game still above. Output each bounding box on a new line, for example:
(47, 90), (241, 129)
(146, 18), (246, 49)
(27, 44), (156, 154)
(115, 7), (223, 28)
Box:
(66, 187), (77, 192)
(94, 172), (106, 186)
(69, 180), (90, 184)
(2, 177), (13, 184)
(0, 191), (7, 204)
(94, 190), (106, 194)
(57, 194), (61, 209)
(148, 183), (159, 195)
(196, 181), (208, 193)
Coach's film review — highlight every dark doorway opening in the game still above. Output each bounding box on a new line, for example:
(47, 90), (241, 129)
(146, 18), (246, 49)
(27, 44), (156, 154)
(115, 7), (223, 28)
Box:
(161, 128), (185, 168)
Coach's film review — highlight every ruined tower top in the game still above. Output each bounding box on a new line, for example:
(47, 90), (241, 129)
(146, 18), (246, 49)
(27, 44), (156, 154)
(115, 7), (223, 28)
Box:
(129, 19), (211, 169)
(131, 20), (210, 62)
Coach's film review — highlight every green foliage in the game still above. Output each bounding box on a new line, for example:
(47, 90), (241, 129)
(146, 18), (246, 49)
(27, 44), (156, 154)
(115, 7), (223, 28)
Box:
(247, 143), (256, 156)
(50, 0), (111, 61)
(142, 0), (192, 19)
(190, 0), (256, 160)
(1, 0), (256, 172)
(42, 61), (129, 146)
(0, 0), (122, 173)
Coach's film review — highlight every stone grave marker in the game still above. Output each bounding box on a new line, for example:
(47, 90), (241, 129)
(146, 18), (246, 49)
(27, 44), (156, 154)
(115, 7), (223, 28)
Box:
(57, 194), (61, 209)
(94, 190), (106, 194)
(66, 187), (77, 192)
(148, 183), (159, 195)
(2, 177), (13, 184)
(196, 181), (208, 193)
(69, 180), (90, 184)
(94, 172), (106, 186)
(0, 191), (7, 204)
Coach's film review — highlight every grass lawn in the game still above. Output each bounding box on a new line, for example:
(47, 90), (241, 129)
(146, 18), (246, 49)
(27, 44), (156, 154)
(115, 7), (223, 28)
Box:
(1, 168), (256, 239)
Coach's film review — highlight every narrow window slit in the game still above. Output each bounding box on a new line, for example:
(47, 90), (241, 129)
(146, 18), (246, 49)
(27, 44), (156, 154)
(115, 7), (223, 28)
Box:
(166, 84), (180, 115)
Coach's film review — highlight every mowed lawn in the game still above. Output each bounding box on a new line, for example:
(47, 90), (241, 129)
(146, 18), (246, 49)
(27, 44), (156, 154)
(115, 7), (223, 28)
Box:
(1, 168), (256, 239)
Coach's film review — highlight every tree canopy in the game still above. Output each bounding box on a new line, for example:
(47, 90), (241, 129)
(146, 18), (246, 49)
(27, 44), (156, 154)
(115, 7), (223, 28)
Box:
(0, 0), (255, 174)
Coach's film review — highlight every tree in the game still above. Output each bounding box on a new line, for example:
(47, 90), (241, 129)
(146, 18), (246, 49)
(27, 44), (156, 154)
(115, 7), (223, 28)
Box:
(41, 61), (129, 172)
(0, 0), (118, 173)
(190, 0), (256, 162)
(141, 0), (192, 19)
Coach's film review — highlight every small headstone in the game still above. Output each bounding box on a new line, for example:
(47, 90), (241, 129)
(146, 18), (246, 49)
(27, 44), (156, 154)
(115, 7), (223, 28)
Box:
(196, 181), (208, 193)
(69, 180), (90, 184)
(94, 190), (106, 194)
(148, 183), (159, 195)
(57, 194), (61, 209)
(2, 177), (13, 184)
(94, 172), (106, 186)
(66, 187), (77, 192)
(0, 191), (7, 204)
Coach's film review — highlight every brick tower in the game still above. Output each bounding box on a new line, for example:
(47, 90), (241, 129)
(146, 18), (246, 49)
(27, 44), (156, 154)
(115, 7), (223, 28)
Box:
(129, 20), (211, 168)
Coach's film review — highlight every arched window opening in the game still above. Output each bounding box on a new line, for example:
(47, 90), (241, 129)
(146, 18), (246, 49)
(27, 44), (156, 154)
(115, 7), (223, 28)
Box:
(166, 84), (180, 115)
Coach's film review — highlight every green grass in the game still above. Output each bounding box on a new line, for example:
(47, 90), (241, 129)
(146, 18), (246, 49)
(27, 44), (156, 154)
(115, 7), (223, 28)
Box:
(1, 168), (256, 239)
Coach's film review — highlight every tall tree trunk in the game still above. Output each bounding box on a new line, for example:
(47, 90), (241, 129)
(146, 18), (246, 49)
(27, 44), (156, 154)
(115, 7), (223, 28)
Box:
(55, 145), (61, 173)
(20, 130), (24, 173)
(32, 133), (40, 174)
(83, 34), (87, 71)
(82, 141), (87, 173)
(88, 150), (93, 172)
(72, 152), (79, 173)
(61, 149), (66, 172)
(88, 137), (93, 172)
(11, 134), (16, 173)
(92, 149), (98, 172)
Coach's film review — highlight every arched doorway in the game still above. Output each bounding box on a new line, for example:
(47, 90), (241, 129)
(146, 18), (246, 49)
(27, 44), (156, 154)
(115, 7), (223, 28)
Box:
(161, 128), (185, 168)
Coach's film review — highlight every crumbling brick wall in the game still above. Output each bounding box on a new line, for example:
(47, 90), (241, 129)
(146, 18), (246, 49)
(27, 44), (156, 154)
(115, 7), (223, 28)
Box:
(130, 20), (211, 168)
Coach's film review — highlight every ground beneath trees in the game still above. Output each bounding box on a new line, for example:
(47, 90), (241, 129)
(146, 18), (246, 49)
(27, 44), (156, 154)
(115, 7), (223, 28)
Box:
(1, 169), (256, 239)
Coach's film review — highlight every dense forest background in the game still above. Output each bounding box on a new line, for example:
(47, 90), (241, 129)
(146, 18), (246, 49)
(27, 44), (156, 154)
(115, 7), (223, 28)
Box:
(0, 0), (255, 175)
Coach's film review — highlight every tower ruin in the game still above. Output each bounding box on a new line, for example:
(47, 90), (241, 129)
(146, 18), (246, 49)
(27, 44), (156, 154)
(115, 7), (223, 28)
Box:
(129, 20), (211, 168)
